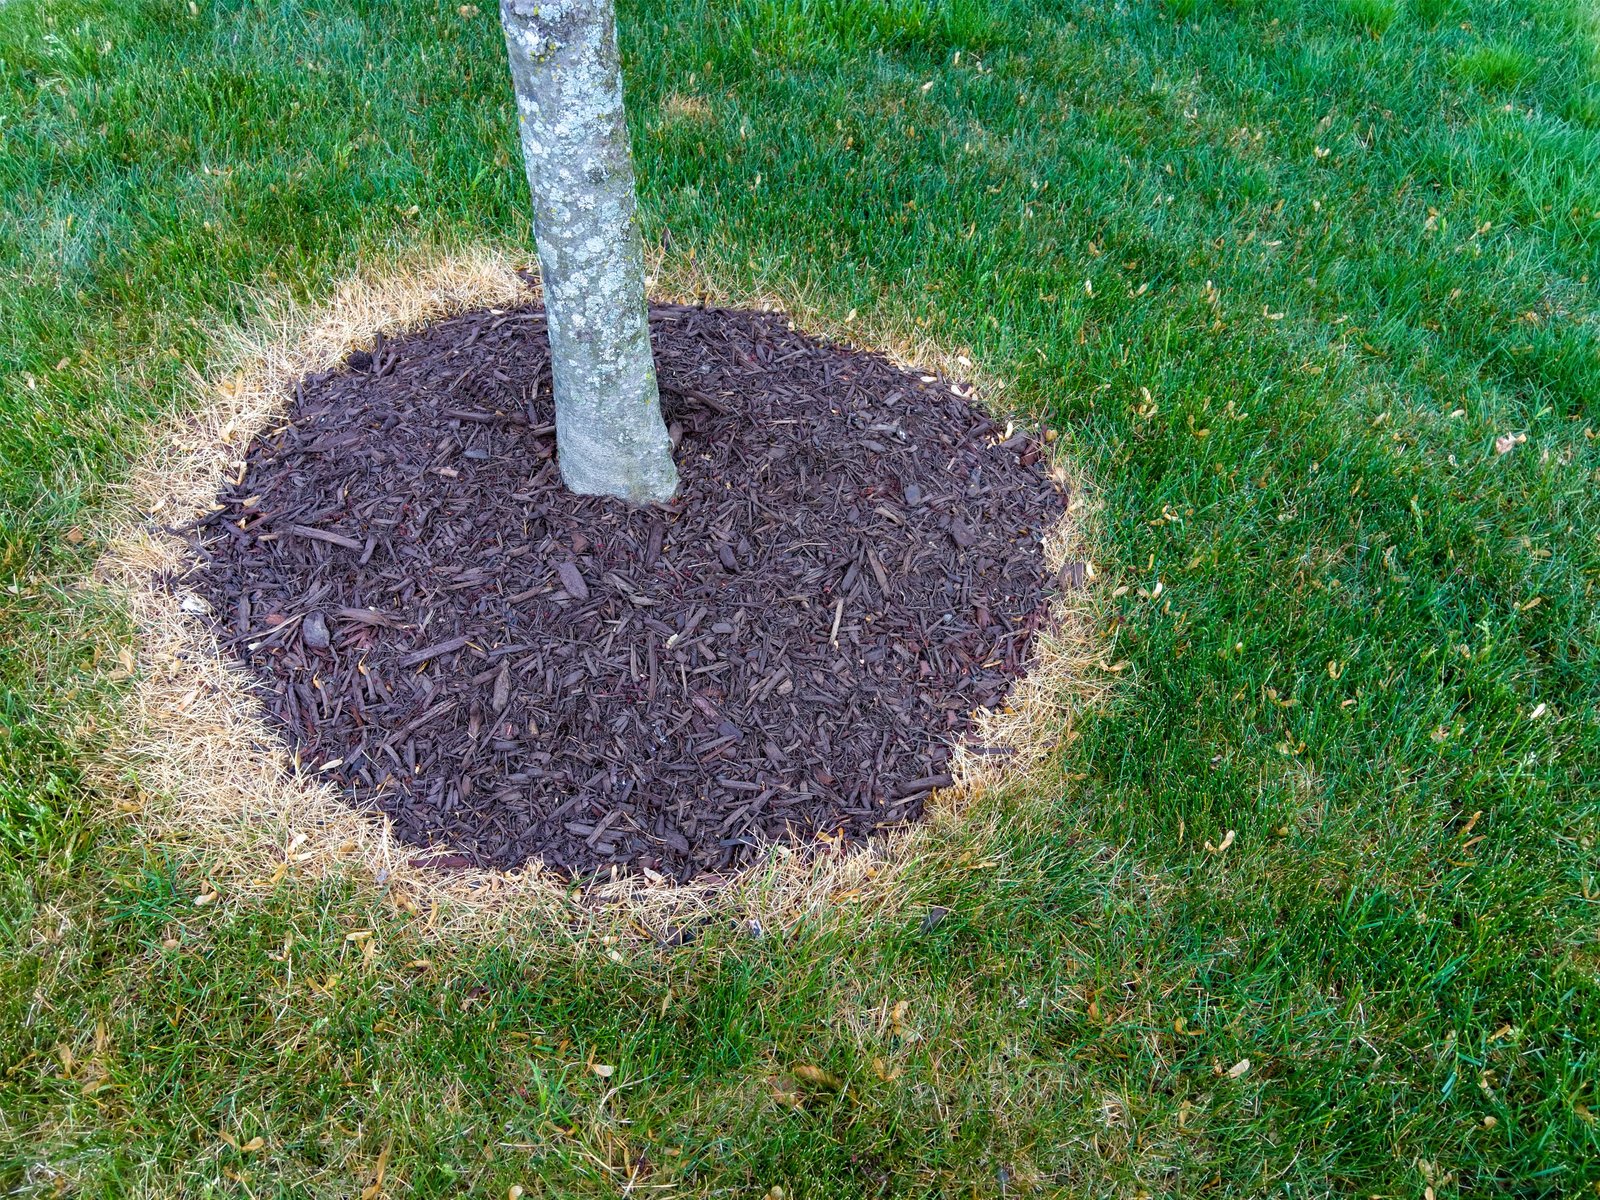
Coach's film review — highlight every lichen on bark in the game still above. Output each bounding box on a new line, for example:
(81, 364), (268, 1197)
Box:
(500, 0), (678, 504)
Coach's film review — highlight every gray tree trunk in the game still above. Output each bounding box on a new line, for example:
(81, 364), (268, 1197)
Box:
(500, 0), (678, 504)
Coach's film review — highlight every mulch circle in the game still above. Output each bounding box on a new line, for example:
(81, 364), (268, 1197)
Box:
(182, 302), (1068, 882)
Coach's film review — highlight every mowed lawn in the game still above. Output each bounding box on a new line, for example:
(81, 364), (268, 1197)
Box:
(2, 0), (1598, 1194)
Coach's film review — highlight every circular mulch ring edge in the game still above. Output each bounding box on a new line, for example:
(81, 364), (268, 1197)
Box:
(89, 247), (1111, 942)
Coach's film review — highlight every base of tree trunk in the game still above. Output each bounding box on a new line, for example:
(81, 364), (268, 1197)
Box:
(181, 304), (1067, 883)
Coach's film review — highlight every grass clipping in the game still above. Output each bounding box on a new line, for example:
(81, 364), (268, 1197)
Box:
(92, 247), (1109, 940)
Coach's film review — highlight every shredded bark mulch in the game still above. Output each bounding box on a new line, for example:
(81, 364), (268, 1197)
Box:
(182, 303), (1067, 881)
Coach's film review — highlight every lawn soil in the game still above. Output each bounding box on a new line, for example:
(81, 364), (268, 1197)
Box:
(184, 303), (1066, 881)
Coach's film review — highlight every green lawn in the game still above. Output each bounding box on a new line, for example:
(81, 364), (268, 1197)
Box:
(3, 0), (1599, 1194)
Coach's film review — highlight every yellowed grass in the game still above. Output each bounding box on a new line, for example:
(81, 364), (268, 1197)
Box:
(88, 244), (1110, 942)
(659, 92), (714, 124)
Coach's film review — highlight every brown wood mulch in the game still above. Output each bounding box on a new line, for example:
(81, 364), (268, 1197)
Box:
(181, 303), (1067, 881)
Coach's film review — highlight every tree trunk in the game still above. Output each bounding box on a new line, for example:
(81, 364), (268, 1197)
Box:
(500, 0), (678, 504)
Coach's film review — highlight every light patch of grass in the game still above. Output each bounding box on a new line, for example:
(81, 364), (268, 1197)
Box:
(0, 732), (82, 864)
(1453, 41), (1541, 90)
(1340, 0), (1403, 36)
(659, 91), (714, 124)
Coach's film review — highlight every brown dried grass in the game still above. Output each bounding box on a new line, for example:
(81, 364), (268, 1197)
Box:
(658, 92), (714, 124)
(88, 244), (1111, 943)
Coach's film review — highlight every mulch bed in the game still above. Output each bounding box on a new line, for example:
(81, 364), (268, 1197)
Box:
(182, 302), (1068, 881)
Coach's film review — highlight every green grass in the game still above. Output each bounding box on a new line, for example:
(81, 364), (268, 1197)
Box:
(3, 0), (1599, 1194)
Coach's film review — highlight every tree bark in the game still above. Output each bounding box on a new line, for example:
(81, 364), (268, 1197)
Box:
(500, 0), (678, 504)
